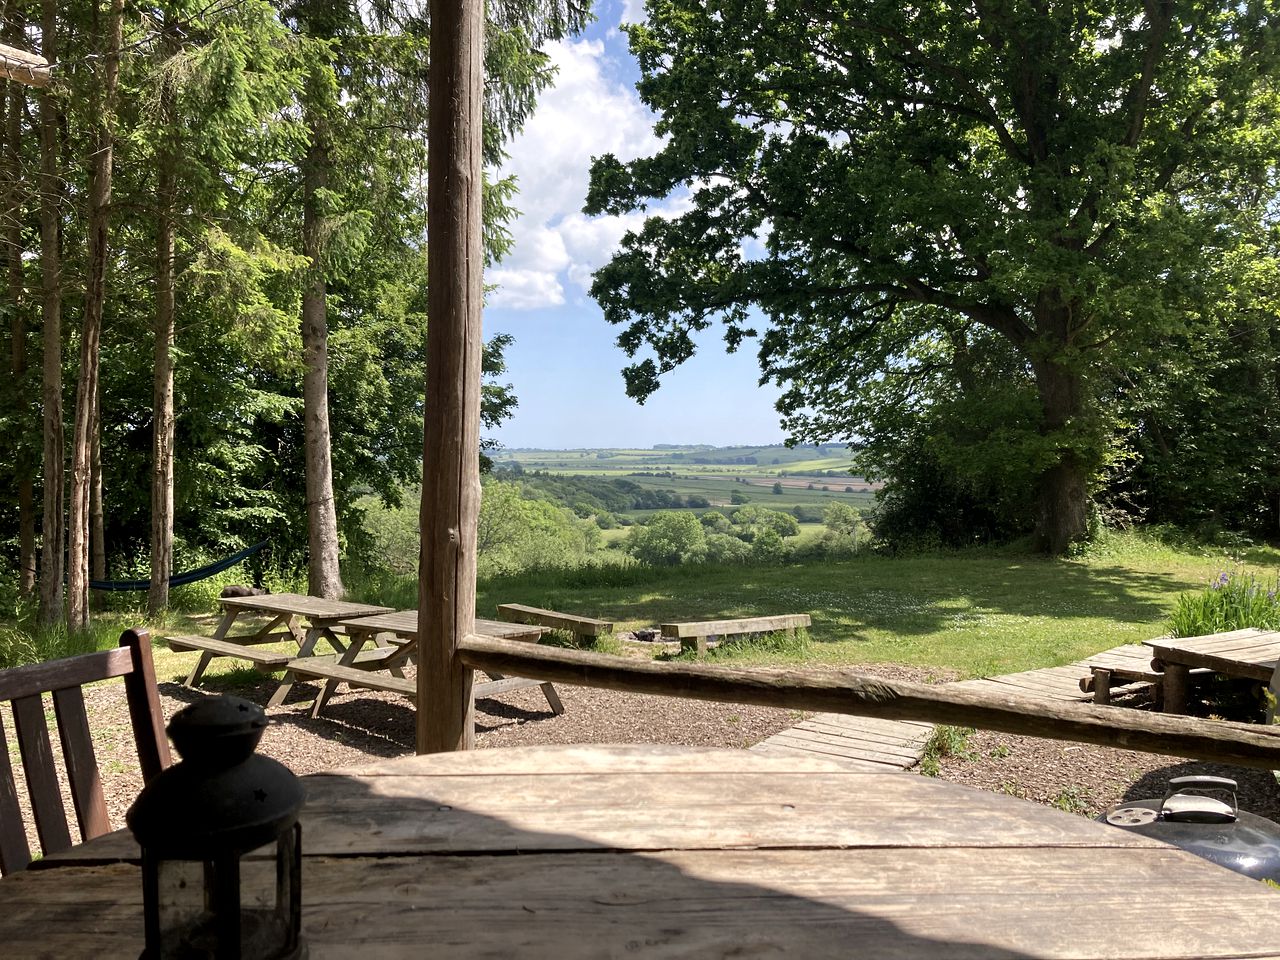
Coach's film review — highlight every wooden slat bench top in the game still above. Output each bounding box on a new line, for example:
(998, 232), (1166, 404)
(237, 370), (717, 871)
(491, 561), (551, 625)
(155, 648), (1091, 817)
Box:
(286, 659), (416, 696)
(496, 603), (613, 636)
(661, 614), (811, 639)
(164, 635), (293, 669)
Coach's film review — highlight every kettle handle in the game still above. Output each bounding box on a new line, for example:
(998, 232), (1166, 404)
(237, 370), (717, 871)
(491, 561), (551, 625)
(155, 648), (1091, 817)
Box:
(1162, 775), (1238, 820)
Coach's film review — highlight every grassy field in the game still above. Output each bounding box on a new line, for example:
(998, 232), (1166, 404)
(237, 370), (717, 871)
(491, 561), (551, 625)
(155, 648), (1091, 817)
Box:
(8, 532), (1277, 687)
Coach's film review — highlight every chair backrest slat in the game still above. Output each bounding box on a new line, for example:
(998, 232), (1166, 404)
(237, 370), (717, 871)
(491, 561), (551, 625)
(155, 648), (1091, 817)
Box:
(0, 714), (32, 873)
(52, 686), (110, 841)
(0, 647), (133, 702)
(12, 693), (72, 856)
(0, 628), (170, 876)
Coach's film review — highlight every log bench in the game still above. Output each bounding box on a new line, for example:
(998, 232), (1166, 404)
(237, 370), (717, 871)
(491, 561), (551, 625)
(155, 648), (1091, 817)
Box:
(661, 614), (812, 657)
(496, 603), (613, 646)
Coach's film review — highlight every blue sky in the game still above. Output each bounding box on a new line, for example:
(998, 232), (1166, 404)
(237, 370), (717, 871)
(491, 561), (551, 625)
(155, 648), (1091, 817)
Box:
(483, 0), (786, 450)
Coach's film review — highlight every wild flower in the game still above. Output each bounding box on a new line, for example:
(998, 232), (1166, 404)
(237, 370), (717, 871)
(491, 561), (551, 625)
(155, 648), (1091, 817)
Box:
(1170, 569), (1280, 637)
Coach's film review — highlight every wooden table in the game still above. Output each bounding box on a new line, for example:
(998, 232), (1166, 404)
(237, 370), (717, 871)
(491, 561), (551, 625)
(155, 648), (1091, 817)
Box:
(177, 593), (394, 707)
(5, 745), (1278, 957)
(1146, 628), (1280, 713)
(295, 609), (557, 717)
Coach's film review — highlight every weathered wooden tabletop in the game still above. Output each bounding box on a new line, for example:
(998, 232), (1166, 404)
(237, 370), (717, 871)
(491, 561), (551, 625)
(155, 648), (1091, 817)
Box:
(220, 591), (394, 624)
(335, 608), (542, 642)
(1147, 627), (1280, 683)
(6, 744), (1278, 958)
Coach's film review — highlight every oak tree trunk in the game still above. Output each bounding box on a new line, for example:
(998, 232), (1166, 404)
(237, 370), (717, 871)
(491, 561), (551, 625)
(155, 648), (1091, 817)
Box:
(1031, 355), (1089, 554)
(67, 0), (123, 630)
(36, 0), (63, 625)
(300, 114), (343, 599)
(148, 75), (176, 616)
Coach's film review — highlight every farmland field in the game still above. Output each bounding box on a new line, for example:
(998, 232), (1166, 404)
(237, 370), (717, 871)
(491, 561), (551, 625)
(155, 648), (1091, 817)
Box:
(492, 444), (878, 515)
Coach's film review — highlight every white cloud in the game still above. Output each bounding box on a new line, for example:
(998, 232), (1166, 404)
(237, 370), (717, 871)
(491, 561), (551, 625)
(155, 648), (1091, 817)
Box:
(487, 269), (566, 309)
(619, 0), (647, 25)
(487, 35), (669, 310)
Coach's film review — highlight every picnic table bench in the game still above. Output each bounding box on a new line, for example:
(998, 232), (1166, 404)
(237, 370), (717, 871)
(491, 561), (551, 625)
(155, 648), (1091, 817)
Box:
(1146, 627), (1280, 713)
(496, 603), (613, 645)
(287, 609), (564, 718)
(1077, 642), (1213, 706)
(662, 613), (811, 656)
(165, 593), (394, 707)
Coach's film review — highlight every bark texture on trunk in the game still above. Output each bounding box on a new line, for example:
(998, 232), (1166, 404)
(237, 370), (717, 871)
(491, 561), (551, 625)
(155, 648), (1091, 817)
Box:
(418, 0), (484, 754)
(148, 78), (176, 616)
(90, 398), (105, 590)
(36, 0), (63, 625)
(5, 31), (34, 597)
(67, 0), (123, 630)
(300, 115), (343, 599)
(1031, 352), (1089, 555)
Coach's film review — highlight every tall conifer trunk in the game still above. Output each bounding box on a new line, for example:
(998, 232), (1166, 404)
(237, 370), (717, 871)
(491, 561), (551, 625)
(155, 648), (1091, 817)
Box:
(300, 110), (343, 599)
(37, 0), (63, 625)
(5, 16), (34, 596)
(67, 0), (123, 630)
(149, 64), (176, 616)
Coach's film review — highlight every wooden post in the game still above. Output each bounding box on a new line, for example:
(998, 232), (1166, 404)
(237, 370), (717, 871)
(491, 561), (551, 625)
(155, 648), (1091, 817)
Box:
(417, 0), (484, 753)
(0, 41), (50, 88)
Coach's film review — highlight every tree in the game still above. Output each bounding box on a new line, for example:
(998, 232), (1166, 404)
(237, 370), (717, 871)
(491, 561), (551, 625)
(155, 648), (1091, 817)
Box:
(626, 510), (707, 566)
(586, 0), (1280, 553)
(771, 481), (783, 495)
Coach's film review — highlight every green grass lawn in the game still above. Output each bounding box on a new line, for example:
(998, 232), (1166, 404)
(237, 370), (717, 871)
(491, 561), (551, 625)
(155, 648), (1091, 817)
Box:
(7, 532), (1278, 685)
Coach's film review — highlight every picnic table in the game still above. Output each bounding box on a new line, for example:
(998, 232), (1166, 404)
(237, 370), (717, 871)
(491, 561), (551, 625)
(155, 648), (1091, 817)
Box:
(168, 592), (394, 707)
(1146, 628), (1280, 713)
(293, 609), (558, 717)
(3, 744), (1278, 957)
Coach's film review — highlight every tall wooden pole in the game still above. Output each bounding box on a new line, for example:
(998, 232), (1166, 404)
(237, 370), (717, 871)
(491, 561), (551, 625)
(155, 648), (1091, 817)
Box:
(417, 0), (484, 753)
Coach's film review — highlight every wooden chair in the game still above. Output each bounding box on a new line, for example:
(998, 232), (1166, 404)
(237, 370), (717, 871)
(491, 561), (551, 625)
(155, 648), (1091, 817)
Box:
(0, 627), (171, 875)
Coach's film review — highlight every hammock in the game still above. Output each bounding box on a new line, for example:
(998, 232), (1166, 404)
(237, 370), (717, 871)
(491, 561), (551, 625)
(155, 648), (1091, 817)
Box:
(89, 540), (270, 592)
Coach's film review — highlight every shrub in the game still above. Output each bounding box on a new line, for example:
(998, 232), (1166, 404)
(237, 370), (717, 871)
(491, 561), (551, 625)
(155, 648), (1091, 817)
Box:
(1169, 570), (1280, 637)
(705, 532), (752, 564)
(730, 490), (749, 504)
(625, 511), (707, 566)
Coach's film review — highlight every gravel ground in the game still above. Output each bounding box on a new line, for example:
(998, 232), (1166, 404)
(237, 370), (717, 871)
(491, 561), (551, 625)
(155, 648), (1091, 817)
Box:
(19, 659), (1280, 851)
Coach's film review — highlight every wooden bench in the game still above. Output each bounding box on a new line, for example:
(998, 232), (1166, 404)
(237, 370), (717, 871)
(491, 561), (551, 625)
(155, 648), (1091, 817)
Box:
(1079, 643), (1214, 706)
(165, 635), (294, 671)
(286, 656), (565, 718)
(496, 603), (613, 645)
(661, 614), (812, 657)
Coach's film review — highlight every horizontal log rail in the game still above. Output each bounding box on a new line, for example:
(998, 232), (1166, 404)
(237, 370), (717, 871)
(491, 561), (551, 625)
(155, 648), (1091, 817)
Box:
(0, 42), (50, 88)
(458, 635), (1280, 770)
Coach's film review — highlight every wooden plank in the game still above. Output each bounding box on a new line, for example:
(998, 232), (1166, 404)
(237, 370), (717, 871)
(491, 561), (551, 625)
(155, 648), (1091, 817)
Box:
(496, 603), (612, 636)
(764, 733), (920, 767)
(11, 694), (71, 856)
(51, 687), (109, 842)
(219, 592), (393, 621)
(787, 723), (926, 759)
(0, 712), (32, 874)
(334, 611), (540, 643)
(458, 635), (1280, 769)
(1151, 647), (1276, 683)
(796, 718), (931, 747)
(9, 847), (1280, 958)
(286, 661), (416, 696)
(120, 628), (171, 782)
(167, 635), (293, 668)
(0, 646), (132, 701)
(0, 42), (50, 88)
(661, 614), (811, 639)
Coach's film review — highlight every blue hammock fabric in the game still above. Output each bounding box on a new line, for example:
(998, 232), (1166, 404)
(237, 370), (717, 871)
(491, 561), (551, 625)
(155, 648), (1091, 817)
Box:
(89, 540), (270, 592)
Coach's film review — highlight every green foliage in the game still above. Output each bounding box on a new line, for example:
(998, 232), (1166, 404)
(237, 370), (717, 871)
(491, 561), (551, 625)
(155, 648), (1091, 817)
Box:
(586, 0), (1280, 552)
(626, 511), (708, 566)
(730, 491), (749, 505)
(732, 505), (800, 540)
(1169, 571), (1280, 638)
(919, 726), (976, 778)
(772, 481), (783, 495)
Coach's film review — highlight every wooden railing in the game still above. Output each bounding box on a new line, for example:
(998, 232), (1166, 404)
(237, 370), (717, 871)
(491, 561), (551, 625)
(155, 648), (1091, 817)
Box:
(457, 635), (1280, 770)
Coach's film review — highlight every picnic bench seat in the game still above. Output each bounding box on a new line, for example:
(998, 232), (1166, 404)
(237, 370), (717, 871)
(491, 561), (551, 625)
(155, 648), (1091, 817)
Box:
(1078, 646), (1213, 706)
(496, 603), (613, 645)
(165, 635), (294, 672)
(286, 656), (565, 717)
(661, 614), (812, 656)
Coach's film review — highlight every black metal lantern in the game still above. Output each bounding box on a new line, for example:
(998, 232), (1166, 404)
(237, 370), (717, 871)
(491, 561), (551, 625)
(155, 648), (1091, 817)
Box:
(127, 695), (306, 959)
